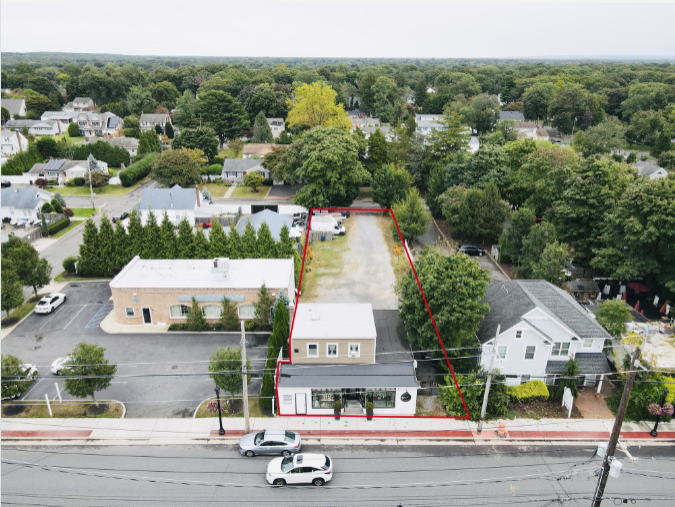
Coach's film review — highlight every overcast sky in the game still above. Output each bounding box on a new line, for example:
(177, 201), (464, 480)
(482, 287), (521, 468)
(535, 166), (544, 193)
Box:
(2, 0), (674, 59)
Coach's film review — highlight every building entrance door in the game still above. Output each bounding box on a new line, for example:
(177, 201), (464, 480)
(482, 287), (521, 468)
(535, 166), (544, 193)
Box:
(142, 308), (152, 324)
(295, 393), (307, 415)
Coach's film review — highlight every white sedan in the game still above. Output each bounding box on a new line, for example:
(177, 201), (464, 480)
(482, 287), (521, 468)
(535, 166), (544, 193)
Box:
(1, 364), (38, 400)
(51, 356), (72, 375)
(266, 454), (333, 486)
(34, 293), (67, 314)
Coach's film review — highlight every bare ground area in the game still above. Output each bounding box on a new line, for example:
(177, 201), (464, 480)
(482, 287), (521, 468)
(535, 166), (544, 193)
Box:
(416, 395), (447, 416)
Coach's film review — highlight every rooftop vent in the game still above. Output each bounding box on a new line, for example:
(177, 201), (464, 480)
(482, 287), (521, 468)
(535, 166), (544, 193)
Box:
(308, 308), (321, 321)
(211, 258), (230, 276)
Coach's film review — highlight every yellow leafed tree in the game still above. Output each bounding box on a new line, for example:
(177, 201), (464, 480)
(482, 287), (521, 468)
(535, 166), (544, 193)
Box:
(286, 82), (352, 130)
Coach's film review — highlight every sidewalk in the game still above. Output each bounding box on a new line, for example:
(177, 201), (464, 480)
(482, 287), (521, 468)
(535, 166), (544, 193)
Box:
(3, 416), (674, 445)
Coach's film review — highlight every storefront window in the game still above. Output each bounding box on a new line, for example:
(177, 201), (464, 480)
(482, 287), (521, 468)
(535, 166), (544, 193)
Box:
(365, 389), (396, 408)
(202, 305), (221, 318)
(311, 389), (342, 409)
(169, 305), (190, 318)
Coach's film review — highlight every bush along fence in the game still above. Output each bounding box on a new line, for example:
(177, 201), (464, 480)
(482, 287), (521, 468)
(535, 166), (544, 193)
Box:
(118, 153), (157, 187)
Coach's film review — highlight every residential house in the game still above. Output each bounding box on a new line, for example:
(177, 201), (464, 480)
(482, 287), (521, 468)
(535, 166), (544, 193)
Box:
(242, 143), (278, 159)
(136, 184), (203, 226)
(221, 159), (271, 183)
(565, 281), (600, 302)
(75, 112), (124, 137)
(62, 97), (95, 112)
(109, 256), (295, 326)
(78, 136), (139, 156)
(1, 187), (53, 224)
(266, 118), (285, 138)
(139, 113), (172, 132)
(5, 119), (61, 136)
(1, 98), (27, 118)
(351, 116), (381, 128)
(1, 129), (28, 159)
(499, 111), (525, 122)
(28, 158), (109, 185)
(536, 128), (550, 141)
(236, 209), (300, 241)
(360, 126), (392, 141)
(415, 114), (442, 122)
(476, 280), (613, 387)
(514, 121), (539, 139)
(277, 304), (419, 416)
(414, 115), (480, 152)
(634, 161), (668, 180)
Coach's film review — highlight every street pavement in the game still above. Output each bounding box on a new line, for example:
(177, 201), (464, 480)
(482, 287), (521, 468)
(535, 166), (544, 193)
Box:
(2, 444), (673, 506)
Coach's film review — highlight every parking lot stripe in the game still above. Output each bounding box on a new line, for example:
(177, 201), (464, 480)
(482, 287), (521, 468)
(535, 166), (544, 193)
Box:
(63, 305), (87, 330)
(21, 376), (45, 400)
(38, 307), (65, 330)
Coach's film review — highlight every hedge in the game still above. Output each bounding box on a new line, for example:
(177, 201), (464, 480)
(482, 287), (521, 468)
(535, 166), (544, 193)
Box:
(45, 217), (70, 236)
(73, 141), (131, 168)
(62, 256), (78, 273)
(65, 177), (86, 187)
(0, 145), (43, 176)
(206, 164), (223, 175)
(508, 380), (549, 403)
(118, 152), (157, 187)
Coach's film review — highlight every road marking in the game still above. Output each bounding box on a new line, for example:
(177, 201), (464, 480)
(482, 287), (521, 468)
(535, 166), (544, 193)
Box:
(84, 304), (114, 329)
(38, 306), (65, 330)
(63, 305), (87, 330)
(21, 376), (45, 400)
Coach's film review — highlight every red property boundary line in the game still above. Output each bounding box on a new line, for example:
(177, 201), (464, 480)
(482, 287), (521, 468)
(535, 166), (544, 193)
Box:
(274, 208), (470, 419)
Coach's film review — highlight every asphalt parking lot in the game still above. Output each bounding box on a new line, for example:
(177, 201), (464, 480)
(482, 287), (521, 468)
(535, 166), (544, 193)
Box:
(2, 282), (269, 418)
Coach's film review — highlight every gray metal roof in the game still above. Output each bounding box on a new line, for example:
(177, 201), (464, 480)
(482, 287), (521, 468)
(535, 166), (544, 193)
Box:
(278, 361), (419, 389)
(222, 159), (264, 173)
(545, 353), (611, 375)
(137, 185), (197, 211)
(634, 161), (665, 176)
(373, 310), (414, 363)
(567, 281), (600, 293)
(476, 280), (611, 344)
(236, 209), (292, 241)
(140, 113), (170, 123)
(28, 159), (90, 175)
(5, 119), (56, 128)
(1, 188), (51, 210)
(500, 111), (525, 121)
(1, 98), (26, 116)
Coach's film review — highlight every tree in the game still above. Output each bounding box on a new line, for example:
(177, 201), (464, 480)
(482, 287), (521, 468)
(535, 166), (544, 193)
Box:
(97, 214), (115, 276)
(241, 221), (257, 258)
(256, 222), (277, 258)
(173, 90), (199, 129)
(549, 86), (596, 134)
(77, 219), (99, 276)
(151, 148), (203, 187)
(42, 202), (54, 214)
(446, 144), (510, 191)
(112, 220), (130, 272)
(595, 300), (632, 338)
(286, 82), (352, 130)
(621, 82), (671, 120)
(150, 81), (180, 110)
(365, 129), (389, 174)
(239, 83), (288, 123)
(53, 192), (66, 208)
(209, 220), (230, 258)
(466, 94), (501, 135)
(171, 127), (219, 163)
(398, 246), (490, 351)
(530, 240), (570, 286)
(99, 101), (129, 118)
(25, 92), (56, 118)
(127, 85), (156, 115)
(127, 210), (144, 259)
(371, 76), (398, 123)
(499, 207), (536, 265)
(253, 283), (274, 329)
(413, 76), (427, 108)
(550, 358), (581, 401)
(251, 111), (274, 143)
(220, 297), (240, 331)
(208, 347), (251, 398)
(164, 122), (174, 139)
(155, 124), (163, 135)
(67, 122), (81, 137)
(1, 260), (24, 318)
(477, 180), (508, 244)
(517, 222), (558, 279)
(176, 216), (195, 259)
(573, 116), (625, 157)
(137, 130), (161, 156)
(425, 163), (449, 219)
(427, 108), (470, 164)
(522, 82), (556, 124)
(186, 296), (209, 331)
(141, 211), (160, 259)
(1, 235), (52, 297)
(1, 354), (31, 399)
(371, 164), (411, 210)
(199, 90), (249, 149)
(277, 224), (295, 259)
(391, 187), (429, 242)
(229, 139), (244, 158)
(193, 227), (210, 259)
(243, 172), (264, 192)
(63, 343), (117, 407)
(35, 137), (59, 159)
(159, 211), (177, 259)
(439, 372), (508, 420)
(1, 106), (10, 124)
(228, 224), (242, 259)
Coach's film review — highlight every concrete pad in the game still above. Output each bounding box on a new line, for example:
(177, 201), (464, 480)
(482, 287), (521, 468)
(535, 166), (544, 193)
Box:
(100, 311), (169, 334)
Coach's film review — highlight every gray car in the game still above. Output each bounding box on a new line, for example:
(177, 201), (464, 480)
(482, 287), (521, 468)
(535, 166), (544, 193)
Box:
(238, 430), (302, 457)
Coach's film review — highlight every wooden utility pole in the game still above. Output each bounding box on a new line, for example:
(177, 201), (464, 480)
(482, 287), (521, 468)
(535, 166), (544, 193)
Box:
(241, 321), (250, 434)
(591, 347), (641, 507)
(477, 324), (500, 434)
(86, 154), (96, 210)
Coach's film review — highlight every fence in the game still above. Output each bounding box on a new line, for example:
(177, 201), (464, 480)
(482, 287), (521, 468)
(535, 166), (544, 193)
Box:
(307, 230), (334, 244)
(195, 207), (241, 228)
(21, 226), (43, 244)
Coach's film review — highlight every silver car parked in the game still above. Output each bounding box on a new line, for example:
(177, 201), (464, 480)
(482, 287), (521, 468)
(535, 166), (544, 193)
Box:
(238, 430), (301, 457)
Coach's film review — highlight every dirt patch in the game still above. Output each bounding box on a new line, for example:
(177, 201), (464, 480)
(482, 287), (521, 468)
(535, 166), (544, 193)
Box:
(224, 398), (243, 414)
(574, 389), (615, 419)
(2, 404), (26, 416)
(508, 399), (584, 420)
(195, 397), (272, 419)
(87, 403), (109, 416)
(416, 395), (446, 417)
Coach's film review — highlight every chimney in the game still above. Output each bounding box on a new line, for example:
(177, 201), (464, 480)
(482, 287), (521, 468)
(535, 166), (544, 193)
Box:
(196, 185), (200, 207)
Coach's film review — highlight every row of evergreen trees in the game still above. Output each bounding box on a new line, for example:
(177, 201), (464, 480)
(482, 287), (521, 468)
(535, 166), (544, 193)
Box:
(259, 299), (290, 410)
(77, 209), (300, 278)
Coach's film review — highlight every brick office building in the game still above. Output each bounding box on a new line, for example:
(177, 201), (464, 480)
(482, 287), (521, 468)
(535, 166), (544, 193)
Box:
(109, 256), (295, 326)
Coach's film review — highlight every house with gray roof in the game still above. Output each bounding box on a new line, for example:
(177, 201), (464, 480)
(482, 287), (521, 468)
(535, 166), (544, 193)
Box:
(5, 119), (61, 136)
(222, 158), (271, 183)
(74, 112), (123, 137)
(62, 97), (95, 112)
(29, 158), (109, 185)
(266, 118), (285, 138)
(634, 161), (668, 180)
(1, 187), (53, 223)
(139, 113), (172, 132)
(135, 184), (203, 226)
(500, 111), (525, 122)
(476, 280), (612, 387)
(236, 209), (296, 241)
(1, 98), (27, 118)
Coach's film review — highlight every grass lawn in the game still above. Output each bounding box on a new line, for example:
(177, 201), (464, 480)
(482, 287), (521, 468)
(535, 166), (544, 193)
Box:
(195, 397), (271, 418)
(50, 220), (83, 239)
(623, 143), (651, 152)
(230, 186), (271, 199)
(2, 400), (124, 418)
(300, 231), (349, 301)
(219, 147), (236, 158)
(200, 183), (229, 198)
(71, 208), (100, 218)
(56, 175), (150, 196)
(376, 215), (411, 286)
(359, 187), (373, 200)
(53, 133), (85, 144)
(54, 271), (111, 283)
(0, 294), (45, 328)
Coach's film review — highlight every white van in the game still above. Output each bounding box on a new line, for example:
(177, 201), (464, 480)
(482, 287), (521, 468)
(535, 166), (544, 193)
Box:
(311, 220), (345, 235)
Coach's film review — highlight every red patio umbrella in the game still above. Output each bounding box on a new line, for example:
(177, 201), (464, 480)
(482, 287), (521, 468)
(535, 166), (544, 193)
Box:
(635, 301), (640, 312)
(661, 303), (668, 314)
(622, 291), (627, 301)
(628, 282), (649, 293)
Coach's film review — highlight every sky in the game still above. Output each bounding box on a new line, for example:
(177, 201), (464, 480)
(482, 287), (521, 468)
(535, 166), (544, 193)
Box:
(1, 0), (675, 59)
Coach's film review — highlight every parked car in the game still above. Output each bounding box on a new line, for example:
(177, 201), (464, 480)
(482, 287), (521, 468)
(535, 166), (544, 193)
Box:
(239, 430), (301, 457)
(456, 244), (485, 257)
(266, 454), (333, 486)
(112, 212), (129, 223)
(51, 356), (72, 375)
(33, 293), (67, 314)
(1, 364), (37, 400)
(1, 179), (11, 188)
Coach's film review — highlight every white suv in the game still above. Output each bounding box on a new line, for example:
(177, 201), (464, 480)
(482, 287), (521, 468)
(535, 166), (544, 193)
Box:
(266, 454), (332, 486)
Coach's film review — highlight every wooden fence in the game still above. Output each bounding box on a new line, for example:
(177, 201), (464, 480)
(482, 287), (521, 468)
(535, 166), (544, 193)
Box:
(195, 207), (242, 228)
(307, 230), (334, 244)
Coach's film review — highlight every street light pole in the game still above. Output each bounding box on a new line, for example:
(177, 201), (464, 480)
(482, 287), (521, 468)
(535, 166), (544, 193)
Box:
(214, 385), (225, 435)
(86, 154), (96, 211)
(241, 321), (250, 434)
(650, 388), (670, 438)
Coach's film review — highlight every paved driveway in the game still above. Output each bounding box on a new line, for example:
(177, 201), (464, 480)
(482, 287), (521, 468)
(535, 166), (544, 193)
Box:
(476, 255), (510, 284)
(1, 282), (268, 418)
(311, 214), (398, 309)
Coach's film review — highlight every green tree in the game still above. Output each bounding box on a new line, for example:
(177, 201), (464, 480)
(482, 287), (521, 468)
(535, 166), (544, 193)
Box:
(77, 219), (99, 276)
(151, 148), (203, 187)
(228, 224), (242, 259)
(595, 300), (632, 338)
(251, 111), (274, 143)
(439, 372), (508, 420)
(391, 187), (430, 242)
(67, 122), (81, 137)
(150, 81), (180, 110)
(1, 260), (24, 318)
(97, 214), (115, 276)
(209, 220), (230, 258)
(208, 347), (251, 398)
(550, 358), (581, 401)
(413, 76), (427, 108)
(254, 283), (274, 329)
(522, 82), (556, 124)
(159, 211), (177, 259)
(549, 86), (597, 134)
(173, 90), (199, 128)
(220, 297), (240, 331)
(365, 129), (390, 174)
(199, 90), (250, 149)
(530, 240), (570, 286)
(371, 76), (398, 123)
(478, 180), (508, 244)
(171, 127), (219, 163)
(186, 296), (209, 331)
(137, 130), (161, 156)
(141, 210), (160, 259)
(439, 185), (470, 226)
(371, 164), (411, 210)
(127, 209), (144, 259)
(277, 224), (295, 259)
(256, 222), (277, 258)
(241, 221), (258, 258)
(155, 124), (163, 135)
(112, 220), (130, 272)
(50, 198), (63, 214)
(466, 94), (501, 135)
(286, 82), (352, 129)
(165, 122), (174, 139)
(398, 246), (490, 351)
(270, 299), (290, 352)
(243, 172), (264, 192)
(573, 116), (625, 157)
(446, 144), (510, 191)
(499, 207), (536, 265)
(1, 354), (30, 399)
(517, 222), (558, 279)
(621, 82), (671, 120)
(427, 108), (470, 163)
(1, 106), (10, 124)
(193, 227), (210, 259)
(63, 343), (117, 407)
(425, 163), (449, 219)
(176, 216), (195, 259)
(1, 235), (52, 297)
(127, 85), (156, 115)
(229, 139), (244, 158)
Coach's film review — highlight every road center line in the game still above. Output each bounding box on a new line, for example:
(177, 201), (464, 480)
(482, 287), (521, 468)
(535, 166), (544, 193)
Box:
(63, 305), (87, 330)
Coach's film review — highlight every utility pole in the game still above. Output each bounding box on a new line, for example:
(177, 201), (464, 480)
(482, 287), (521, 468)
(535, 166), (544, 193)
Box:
(592, 346), (641, 507)
(241, 321), (250, 434)
(86, 154), (96, 210)
(477, 324), (500, 434)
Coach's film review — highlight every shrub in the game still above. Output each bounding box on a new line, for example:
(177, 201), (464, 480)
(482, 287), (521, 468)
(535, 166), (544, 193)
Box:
(124, 128), (139, 138)
(439, 373), (509, 421)
(67, 122), (81, 137)
(333, 400), (342, 413)
(244, 320), (256, 332)
(168, 323), (188, 331)
(118, 153), (157, 187)
(65, 177), (85, 187)
(212, 156), (225, 166)
(207, 164), (223, 175)
(50, 198), (63, 214)
(658, 151), (675, 170)
(63, 208), (74, 217)
(118, 169), (136, 187)
(0, 146), (42, 176)
(508, 380), (549, 403)
(62, 256), (78, 273)
(366, 402), (374, 414)
(263, 178), (273, 186)
(41, 202), (54, 213)
(46, 217), (70, 235)
(35, 178), (48, 188)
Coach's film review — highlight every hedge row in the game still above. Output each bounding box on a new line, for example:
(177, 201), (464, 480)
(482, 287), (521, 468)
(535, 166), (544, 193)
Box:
(0, 145), (43, 176)
(168, 321), (260, 332)
(73, 141), (130, 168)
(508, 380), (549, 403)
(45, 217), (70, 236)
(119, 152), (157, 187)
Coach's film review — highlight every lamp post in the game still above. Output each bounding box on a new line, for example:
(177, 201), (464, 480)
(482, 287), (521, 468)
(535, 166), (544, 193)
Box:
(214, 385), (225, 435)
(650, 388), (669, 438)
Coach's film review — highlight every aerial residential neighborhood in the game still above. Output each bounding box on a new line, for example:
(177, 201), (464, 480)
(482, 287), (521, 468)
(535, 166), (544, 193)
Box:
(1, 1), (674, 506)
